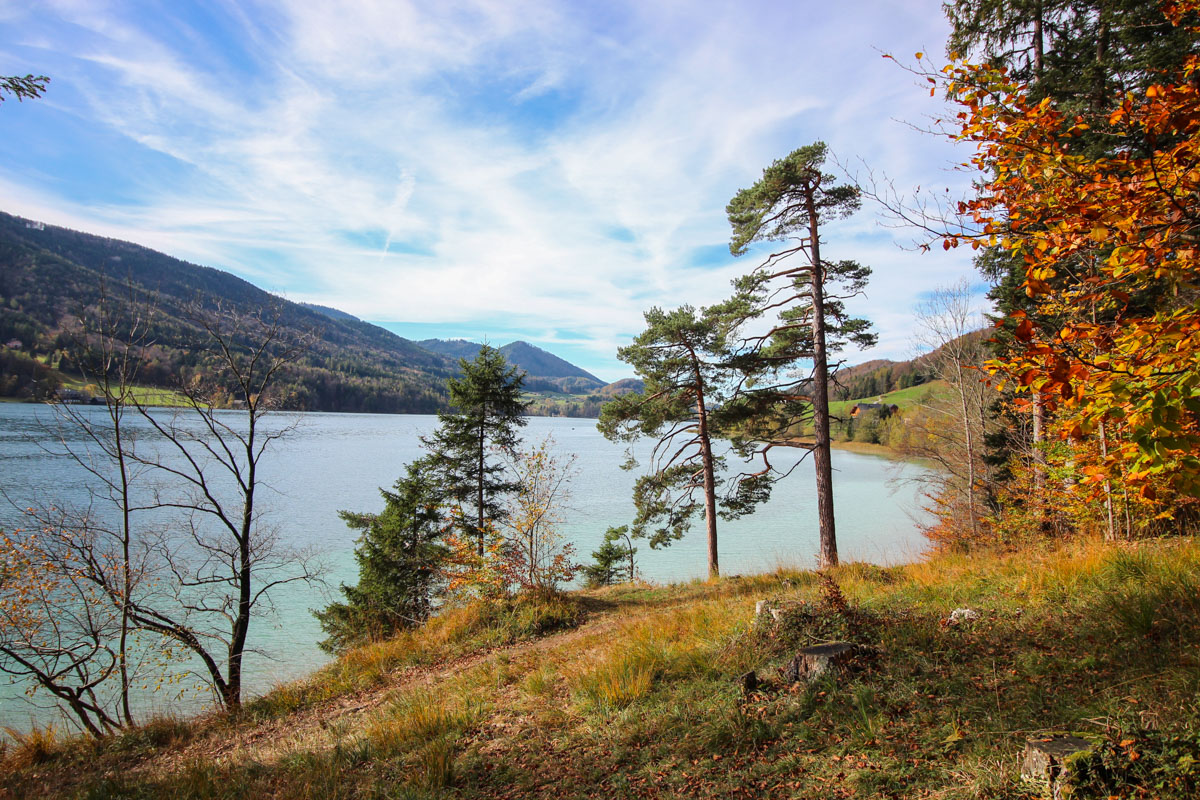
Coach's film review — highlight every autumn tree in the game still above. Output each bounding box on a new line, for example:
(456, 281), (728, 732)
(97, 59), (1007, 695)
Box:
(0, 526), (126, 737)
(943, 0), (1200, 506)
(933, 1), (1200, 533)
(901, 281), (998, 543)
(721, 142), (877, 568)
(423, 345), (528, 552)
(598, 305), (750, 579)
(496, 437), (579, 592)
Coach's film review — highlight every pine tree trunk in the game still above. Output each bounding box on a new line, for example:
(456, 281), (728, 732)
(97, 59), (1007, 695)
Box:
(692, 369), (719, 579)
(806, 187), (838, 568)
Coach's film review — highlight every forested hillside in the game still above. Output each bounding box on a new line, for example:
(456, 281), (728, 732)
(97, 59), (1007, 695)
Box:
(0, 212), (456, 412)
(0, 214), (627, 414)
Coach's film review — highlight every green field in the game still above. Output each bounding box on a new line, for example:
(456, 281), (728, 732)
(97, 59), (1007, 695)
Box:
(829, 379), (951, 418)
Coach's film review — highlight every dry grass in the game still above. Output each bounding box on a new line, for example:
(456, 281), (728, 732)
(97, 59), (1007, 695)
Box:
(6, 539), (1200, 799)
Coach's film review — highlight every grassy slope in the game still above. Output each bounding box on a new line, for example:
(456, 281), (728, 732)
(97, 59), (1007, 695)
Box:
(4, 539), (1199, 799)
(828, 380), (952, 419)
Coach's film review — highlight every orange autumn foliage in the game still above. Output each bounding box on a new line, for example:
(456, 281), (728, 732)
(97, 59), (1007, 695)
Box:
(938, 1), (1200, 515)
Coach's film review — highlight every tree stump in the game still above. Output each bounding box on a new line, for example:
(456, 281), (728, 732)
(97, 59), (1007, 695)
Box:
(754, 600), (772, 621)
(780, 642), (859, 684)
(737, 670), (758, 695)
(1021, 735), (1091, 799)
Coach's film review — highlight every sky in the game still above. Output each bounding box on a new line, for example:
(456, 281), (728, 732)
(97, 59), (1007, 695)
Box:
(0, 0), (987, 383)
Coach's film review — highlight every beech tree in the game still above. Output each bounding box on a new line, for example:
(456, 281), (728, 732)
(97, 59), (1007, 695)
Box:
(722, 142), (876, 568)
(932, 0), (1200, 533)
(422, 345), (528, 553)
(598, 305), (751, 579)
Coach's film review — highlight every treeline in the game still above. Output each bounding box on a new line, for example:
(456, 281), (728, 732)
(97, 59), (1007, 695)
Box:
(831, 359), (932, 401)
(0, 347), (60, 399)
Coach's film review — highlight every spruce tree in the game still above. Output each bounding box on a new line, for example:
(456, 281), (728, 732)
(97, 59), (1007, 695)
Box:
(315, 460), (447, 653)
(423, 345), (528, 552)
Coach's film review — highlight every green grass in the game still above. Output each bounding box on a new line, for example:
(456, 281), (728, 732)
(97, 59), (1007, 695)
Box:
(829, 379), (952, 417)
(6, 539), (1200, 799)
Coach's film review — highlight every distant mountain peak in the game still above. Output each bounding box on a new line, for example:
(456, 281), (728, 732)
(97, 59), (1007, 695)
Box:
(416, 338), (605, 392)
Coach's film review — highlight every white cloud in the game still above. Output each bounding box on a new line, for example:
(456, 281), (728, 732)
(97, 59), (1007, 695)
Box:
(0, 0), (982, 380)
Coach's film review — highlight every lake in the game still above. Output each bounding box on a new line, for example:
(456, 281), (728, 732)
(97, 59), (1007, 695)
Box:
(0, 403), (930, 732)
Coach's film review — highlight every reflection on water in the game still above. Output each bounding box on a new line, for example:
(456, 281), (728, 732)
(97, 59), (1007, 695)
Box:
(0, 403), (930, 731)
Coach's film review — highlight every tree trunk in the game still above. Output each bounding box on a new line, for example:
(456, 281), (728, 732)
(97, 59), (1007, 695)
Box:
(226, 402), (258, 710)
(1099, 420), (1117, 542)
(806, 187), (838, 568)
(1033, 1), (1044, 79)
(693, 378), (719, 579)
(955, 360), (979, 539)
(477, 422), (486, 556)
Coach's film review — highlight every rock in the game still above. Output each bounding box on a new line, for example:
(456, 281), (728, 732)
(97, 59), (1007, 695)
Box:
(780, 642), (861, 684)
(946, 608), (979, 627)
(738, 670), (758, 695)
(1021, 735), (1091, 799)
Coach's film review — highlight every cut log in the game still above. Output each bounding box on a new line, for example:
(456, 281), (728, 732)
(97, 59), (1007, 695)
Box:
(780, 642), (859, 684)
(1021, 735), (1091, 799)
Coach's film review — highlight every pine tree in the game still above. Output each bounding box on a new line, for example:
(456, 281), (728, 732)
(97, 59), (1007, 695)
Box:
(721, 141), (876, 568)
(598, 305), (759, 579)
(423, 345), (528, 552)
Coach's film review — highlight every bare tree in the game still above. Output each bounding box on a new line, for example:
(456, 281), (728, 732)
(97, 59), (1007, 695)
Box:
(5, 297), (321, 729)
(124, 305), (320, 709)
(906, 281), (997, 539)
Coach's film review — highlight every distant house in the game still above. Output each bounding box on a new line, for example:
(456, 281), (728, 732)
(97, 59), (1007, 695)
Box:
(850, 402), (899, 418)
(56, 388), (93, 404)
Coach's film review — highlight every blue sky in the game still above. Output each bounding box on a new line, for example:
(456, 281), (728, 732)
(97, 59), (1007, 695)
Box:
(0, 0), (985, 382)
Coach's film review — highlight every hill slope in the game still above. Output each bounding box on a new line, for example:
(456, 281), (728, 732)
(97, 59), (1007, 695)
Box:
(6, 539), (1198, 799)
(0, 212), (458, 412)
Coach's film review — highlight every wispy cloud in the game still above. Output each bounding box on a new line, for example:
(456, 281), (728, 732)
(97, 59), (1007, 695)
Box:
(0, 0), (980, 380)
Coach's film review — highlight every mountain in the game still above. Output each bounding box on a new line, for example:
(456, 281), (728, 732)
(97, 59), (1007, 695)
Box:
(417, 338), (606, 394)
(301, 303), (361, 323)
(0, 212), (453, 413)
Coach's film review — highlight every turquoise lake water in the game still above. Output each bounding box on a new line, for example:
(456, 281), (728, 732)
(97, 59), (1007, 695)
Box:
(0, 404), (931, 732)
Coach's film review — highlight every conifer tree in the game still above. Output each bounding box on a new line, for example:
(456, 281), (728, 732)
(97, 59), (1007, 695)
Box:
(722, 142), (876, 568)
(599, 305), (762, 578)
(423, 345), (528, 552)
(314, 460), (447, 653)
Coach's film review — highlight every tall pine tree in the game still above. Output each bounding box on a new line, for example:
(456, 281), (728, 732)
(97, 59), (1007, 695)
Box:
(423, 345), (528, 552)
(721, 142), (876, 568)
